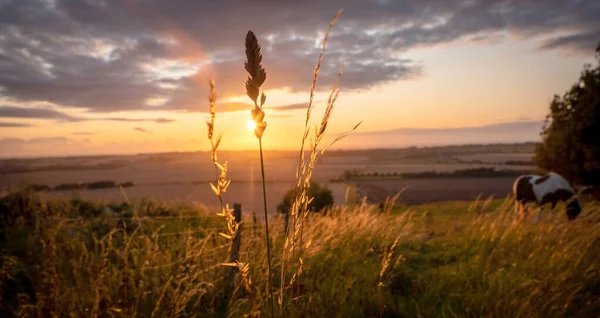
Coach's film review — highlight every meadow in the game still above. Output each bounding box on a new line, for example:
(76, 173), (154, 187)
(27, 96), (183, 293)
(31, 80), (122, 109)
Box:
(1, 189), (598, 317)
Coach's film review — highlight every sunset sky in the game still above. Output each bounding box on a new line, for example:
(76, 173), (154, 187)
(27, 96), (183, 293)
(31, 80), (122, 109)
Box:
(1, 0), (599, 158)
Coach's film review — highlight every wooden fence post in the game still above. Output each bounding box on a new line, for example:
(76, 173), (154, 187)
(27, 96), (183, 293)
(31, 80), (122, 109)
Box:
(222, 203), (243, 315)
(283, 208), (289, 234)
(252, 210), (257, 236)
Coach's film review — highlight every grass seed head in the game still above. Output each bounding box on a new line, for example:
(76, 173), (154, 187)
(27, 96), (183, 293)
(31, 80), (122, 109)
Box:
(244, 30), (268, 139)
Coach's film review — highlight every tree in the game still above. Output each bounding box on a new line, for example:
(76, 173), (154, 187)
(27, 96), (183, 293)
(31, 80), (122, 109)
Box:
(276, 181), (334, 214)
(534, 41), (600, 186)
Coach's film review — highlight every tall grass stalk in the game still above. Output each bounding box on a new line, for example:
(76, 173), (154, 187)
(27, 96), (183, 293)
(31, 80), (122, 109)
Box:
(276, 8), (362, 312)
(278, 11), (343, 309)
(378, 237), (400, 318)
(244, 30), (275, 318)
(205, 79), (257, 315)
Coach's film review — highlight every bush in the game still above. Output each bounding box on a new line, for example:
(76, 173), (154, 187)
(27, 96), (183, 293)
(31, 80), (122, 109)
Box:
(86, 180), (117, 189)
(276, 181), (334, 214)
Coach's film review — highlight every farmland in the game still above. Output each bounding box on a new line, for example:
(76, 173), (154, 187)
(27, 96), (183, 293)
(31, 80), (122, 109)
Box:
(0, 143), (537, 214)
(2, 143), (599, 317)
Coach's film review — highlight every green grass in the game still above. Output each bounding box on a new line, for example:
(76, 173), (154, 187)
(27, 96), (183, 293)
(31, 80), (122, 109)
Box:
(1, 189), (598, 317)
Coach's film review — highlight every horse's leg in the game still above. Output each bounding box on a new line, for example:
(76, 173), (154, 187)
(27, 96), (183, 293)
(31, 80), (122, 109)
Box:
(550, 201), (557, 222)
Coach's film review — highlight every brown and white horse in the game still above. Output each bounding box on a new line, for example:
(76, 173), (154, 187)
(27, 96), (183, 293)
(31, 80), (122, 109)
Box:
(512, 172), (582, 222)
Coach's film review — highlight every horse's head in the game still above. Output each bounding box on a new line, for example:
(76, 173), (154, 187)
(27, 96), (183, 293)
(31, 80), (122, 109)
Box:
(566, 184), (592, 220)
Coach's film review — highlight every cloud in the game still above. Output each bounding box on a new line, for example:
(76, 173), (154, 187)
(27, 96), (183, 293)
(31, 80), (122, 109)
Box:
(154, 118), (176, 124)
(267, 103), (309, 112)
(356, 121), (545, 135)
(0, 137), (70, 144)
(268, 113), (294, 118)
(0, 106), (176, 123)
(71, 131), (95, 135)
(0, 0), (598, 113)
(101, 117), (176, 123)
(0, 121), (34, 127)
(0, 106), (77, 121)
(538, 30), (600, 52)
(342, 121), (545, 148)
(134, 127), (152, 133)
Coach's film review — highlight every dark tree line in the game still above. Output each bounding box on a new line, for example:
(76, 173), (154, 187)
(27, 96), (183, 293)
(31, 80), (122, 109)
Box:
(535, 41), (600, 188)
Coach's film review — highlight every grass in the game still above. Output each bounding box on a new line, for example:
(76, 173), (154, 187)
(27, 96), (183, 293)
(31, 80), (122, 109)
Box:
(243, 29), (275, 317)
(1, 189), (599, 317)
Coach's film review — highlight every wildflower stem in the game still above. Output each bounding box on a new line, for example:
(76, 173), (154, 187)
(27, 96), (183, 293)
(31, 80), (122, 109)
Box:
(259, 137), (275, 318)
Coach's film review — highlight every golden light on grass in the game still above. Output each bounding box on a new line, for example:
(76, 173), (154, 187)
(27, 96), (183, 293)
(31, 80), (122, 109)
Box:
(246, 119), (256, 131)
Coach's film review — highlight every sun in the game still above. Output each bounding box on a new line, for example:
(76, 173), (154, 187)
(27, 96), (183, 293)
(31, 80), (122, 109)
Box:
(246, 119), (256, 131)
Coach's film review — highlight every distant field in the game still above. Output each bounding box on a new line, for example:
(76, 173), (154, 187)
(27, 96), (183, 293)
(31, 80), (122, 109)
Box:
(40, 181), (350, 218)
(455, 152), (534, 164)
(359, 163), (533, 175)
(0, 143), (539, 209)
(354, 177), (517, 205)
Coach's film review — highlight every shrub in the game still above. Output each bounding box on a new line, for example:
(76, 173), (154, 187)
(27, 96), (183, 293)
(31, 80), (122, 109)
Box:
(277, 181), (334, 214)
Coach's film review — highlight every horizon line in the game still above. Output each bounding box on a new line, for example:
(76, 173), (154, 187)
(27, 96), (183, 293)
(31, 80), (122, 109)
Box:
(0, 141), (540, 161)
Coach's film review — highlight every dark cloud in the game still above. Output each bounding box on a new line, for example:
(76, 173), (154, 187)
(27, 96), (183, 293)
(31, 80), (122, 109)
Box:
(0, 0), (598, 113)
(134, 127), (152, 133)
(538, 30), (600, 52)
(0, 121), (33, 127)
(0, 106), (176, 123)
(0, 106), (76, 121)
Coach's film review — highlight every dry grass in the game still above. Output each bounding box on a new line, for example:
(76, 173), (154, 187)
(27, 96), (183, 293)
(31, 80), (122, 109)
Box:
(1, 189), (599, 317)
(204, 8), (362, 316)
(276, 9), (362, 314)
(206, 78), (259, 317)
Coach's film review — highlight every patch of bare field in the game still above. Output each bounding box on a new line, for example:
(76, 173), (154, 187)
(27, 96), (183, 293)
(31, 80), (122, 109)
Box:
(356, 177), (517, 205)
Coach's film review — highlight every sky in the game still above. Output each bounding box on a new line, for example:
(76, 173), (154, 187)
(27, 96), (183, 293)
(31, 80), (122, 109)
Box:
(1, 0), (599, 158)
